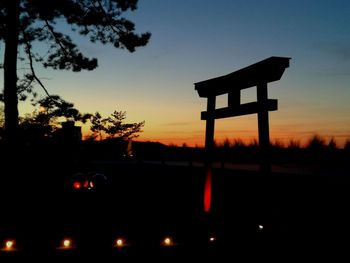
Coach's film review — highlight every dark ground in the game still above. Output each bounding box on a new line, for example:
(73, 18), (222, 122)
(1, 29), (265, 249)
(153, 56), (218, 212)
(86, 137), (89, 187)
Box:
(1, 146), (350, 261)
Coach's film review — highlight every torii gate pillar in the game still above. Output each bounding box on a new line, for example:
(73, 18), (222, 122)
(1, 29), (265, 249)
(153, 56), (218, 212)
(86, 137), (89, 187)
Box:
(204, 95), (216, 161)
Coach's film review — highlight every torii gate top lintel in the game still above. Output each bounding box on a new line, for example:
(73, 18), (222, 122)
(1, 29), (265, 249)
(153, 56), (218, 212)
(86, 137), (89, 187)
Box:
(194, 56), (290, 98)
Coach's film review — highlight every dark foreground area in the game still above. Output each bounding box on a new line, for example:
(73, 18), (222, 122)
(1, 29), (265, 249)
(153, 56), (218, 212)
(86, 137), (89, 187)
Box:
(1, 157), (350, 261)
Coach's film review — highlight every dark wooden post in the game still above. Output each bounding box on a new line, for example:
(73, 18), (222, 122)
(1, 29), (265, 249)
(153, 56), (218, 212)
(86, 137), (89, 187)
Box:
(203, 96), (216, 214)
(257, 82), (271, 175)
(228, 90), (240, 109)
(205, 96), (216, 161)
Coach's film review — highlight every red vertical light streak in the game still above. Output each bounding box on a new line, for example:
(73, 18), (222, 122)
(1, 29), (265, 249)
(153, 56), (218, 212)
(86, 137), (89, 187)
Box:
(204, 167), (212, 213)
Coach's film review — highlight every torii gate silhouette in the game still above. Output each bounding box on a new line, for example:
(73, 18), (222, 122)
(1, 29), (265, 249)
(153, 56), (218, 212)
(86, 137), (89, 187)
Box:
(194, 56), (290, 213)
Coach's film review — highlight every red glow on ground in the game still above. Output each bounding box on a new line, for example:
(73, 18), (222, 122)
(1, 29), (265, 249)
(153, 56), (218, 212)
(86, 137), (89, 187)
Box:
(204, 167), (212, 213)
(73, 181), (81, 189)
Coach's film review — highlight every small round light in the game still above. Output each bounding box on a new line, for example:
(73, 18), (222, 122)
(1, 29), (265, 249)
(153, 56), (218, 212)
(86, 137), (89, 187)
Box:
(56, 238), (75, 250)
(115, 238), (124, 247)
(6, 241), (14, 249)
(5, 240), (14, 250)
(162, 237), (174, 247)
(209, 236), (216, 242)
(258, 224), (264, 231)
(63, 239), (71, 248)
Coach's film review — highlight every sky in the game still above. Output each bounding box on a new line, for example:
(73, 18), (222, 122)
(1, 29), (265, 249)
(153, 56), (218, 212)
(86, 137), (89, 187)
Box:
(3, 0), (350, 147)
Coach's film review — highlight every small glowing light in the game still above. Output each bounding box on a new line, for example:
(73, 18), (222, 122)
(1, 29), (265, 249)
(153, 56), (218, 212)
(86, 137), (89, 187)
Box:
(57, 238), (75, 250)
(258, 224), (264, 231)
(5, 240), (14, 250)
(63, 239), (71, 248)
(162, 237), (174, 247)
(73, 181), (81, 189)
(115, 238), (124, 247)
(90, 173), (107, 189)
(209, 236), (216, 242)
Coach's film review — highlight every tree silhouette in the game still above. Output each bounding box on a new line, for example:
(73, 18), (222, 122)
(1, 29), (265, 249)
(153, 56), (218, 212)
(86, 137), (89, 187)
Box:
(32, 95), (91, 123)
(90, 110), (144, 140)
(0, 0), (151, 143)
(18, 95), (90, 142)
(5, 95), (143, 143)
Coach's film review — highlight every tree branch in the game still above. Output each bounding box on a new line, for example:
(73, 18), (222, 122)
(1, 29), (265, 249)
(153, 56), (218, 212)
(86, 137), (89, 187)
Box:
(22, 30), (53, 99)
(94, 0), (123, 34)
(44, 20), (70, 57)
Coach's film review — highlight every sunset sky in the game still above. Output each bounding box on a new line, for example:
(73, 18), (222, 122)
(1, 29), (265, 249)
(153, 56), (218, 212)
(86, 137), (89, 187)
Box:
(3, 0), (350, 147)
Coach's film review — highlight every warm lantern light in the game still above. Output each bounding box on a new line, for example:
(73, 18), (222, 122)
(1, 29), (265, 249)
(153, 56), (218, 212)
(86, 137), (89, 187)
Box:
(62, 239), (72, 249)
(209, 236), (216, 242)
(162, 237), (175, 247)
(63, 239), (70, 247)
(116, 239), (123, 246)
(2, 240), (15, 251)
(115, 238), (125, 248)
(56, 238), (75, 250)
(6, 240), (14, 249)
(258, 224), (264, 231)
(204, 167), (212, 213)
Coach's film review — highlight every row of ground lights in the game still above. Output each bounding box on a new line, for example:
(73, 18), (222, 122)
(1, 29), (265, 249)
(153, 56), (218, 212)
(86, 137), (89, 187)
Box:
(0, 225), (265, 252)
(0, 236), (215, 252)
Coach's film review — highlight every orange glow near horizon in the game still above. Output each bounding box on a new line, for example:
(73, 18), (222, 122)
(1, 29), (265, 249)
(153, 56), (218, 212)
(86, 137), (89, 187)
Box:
(133, 131), (350, 148)
(79, 116), (349, 148)
(204, 167), (212, 213)
(80, 132), (350, 149)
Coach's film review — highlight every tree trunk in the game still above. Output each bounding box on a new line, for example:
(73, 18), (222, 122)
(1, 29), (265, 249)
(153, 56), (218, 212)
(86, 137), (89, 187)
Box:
(3, 0), (20, 143)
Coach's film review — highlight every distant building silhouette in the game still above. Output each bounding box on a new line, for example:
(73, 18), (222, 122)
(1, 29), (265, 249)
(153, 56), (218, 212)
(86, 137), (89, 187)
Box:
(56, 120), (82, 142)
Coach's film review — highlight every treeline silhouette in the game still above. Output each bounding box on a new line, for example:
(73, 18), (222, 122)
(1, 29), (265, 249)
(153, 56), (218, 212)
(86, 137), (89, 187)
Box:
(1, 134), (348, 172)
(68, 134), (350, 168)
(206, 135), (350, 166)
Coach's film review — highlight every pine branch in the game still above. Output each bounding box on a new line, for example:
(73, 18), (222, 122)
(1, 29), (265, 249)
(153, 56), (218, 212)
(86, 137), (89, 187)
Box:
(44, 20), (70, 57)
(94, 0), (122, 34)
(22, 30), (53, 99)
